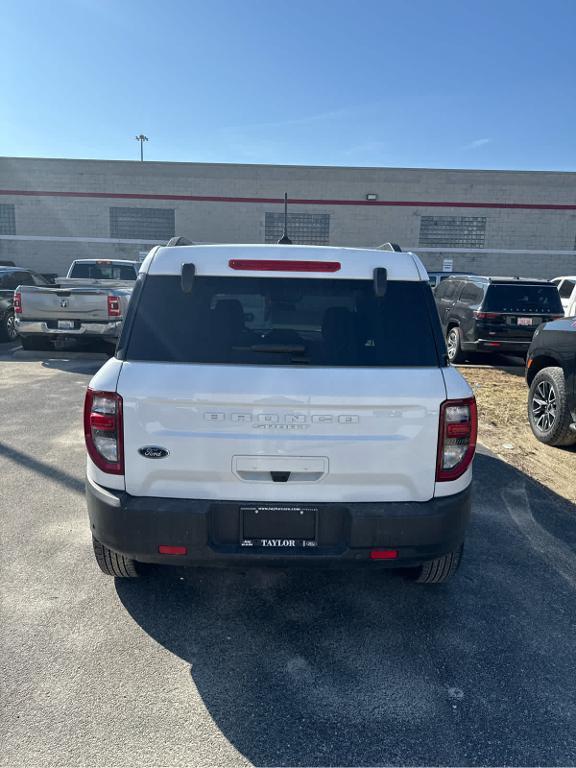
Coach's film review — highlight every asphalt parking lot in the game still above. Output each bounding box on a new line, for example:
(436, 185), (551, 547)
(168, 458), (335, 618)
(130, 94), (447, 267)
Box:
(2, 343), (576, 767)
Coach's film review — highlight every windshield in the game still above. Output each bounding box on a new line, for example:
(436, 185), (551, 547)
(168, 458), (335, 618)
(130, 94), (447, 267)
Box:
(483, 284), (563, 314)
(69, 263), (137, 280)
(124, 276), (440, 367)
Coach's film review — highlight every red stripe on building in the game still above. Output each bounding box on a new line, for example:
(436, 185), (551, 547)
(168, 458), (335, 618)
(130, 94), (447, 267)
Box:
(0, 188), (575, 211)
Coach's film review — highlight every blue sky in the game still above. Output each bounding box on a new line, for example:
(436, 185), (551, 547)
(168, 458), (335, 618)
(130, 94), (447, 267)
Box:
(1, 0), (575, 171)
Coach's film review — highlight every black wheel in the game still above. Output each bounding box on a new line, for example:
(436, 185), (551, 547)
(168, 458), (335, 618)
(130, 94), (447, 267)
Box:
(408, 544), (463, 584)
(446, 326), (465, 363)
(0, 311), (18, 342)
(92, 537), (139, 578)
(528, 367), (576, 447)
(20, 336), (53, 351)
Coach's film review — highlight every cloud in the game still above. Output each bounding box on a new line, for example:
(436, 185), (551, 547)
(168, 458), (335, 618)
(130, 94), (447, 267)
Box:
(462, 138), (492, 150)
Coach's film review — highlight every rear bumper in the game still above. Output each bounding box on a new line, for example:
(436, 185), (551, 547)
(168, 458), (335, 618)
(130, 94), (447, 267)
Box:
(15, 319), (122, 340)
(466, 338), (531, 354)
(86, 477), (472, 568)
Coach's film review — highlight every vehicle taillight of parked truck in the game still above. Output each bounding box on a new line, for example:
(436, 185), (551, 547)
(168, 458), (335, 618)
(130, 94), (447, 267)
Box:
(84, 389), (124, 474)
(436, 397), (477, 481)
(107, 296), (121, 317)
(13, 291), (22, 314)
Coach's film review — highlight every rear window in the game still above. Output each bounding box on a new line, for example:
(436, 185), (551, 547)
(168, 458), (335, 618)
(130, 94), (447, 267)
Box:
(124, 276), (440, 367)
(483, 284), (563, 314)
(70, 262), (137, 280)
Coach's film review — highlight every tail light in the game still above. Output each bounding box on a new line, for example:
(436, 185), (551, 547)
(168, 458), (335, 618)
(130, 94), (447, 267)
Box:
(436, 397), (477, 482)
(229, 259), (341, 272)
(14, 291), (22, 314)
(473, 311), (502, 320)
(84, 389), (124, 474)
(107, 295), (121, 317)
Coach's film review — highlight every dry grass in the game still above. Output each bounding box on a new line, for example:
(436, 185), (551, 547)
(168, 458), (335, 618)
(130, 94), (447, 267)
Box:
(458, 364), (576, 504)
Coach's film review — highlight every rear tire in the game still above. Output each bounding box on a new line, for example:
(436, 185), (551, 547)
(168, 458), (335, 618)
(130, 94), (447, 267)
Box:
(446, 326), (465, 364)
(20, 336), (53, 351)
(0, 311), (18, 342)
(528, 367), (576, 447)
(409, 544), (463, 584)
(92, 536), (139, 578)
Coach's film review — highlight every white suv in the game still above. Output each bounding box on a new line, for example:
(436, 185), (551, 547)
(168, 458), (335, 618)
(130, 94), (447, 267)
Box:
(84, 244), (476, 584)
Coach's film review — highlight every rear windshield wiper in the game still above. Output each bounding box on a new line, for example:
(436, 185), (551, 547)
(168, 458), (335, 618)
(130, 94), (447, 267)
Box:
(234, 344), (307, 354)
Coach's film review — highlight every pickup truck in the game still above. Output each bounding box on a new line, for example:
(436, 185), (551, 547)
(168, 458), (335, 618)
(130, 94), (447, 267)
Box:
(526, 317), (576, 446)
(15, 259), (139, 350)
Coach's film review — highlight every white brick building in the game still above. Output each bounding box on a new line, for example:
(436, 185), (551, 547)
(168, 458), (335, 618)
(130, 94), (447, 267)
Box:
(0, 156), (575, 277)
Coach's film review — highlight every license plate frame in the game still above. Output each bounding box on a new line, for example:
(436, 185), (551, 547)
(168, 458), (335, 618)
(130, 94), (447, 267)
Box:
(240, 505), (318, 549)
(57, 320), (75, 330)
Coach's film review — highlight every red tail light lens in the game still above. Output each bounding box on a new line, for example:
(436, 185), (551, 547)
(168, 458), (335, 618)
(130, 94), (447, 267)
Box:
(370, 549), (398, 560)
(107, 295), (121, 317)
(229, 259), (341, 272)
(436, 397), (477, 482)
(473, 311), (502, 320)
(84, 389), (124, 474)
(14, 291), (22, 314)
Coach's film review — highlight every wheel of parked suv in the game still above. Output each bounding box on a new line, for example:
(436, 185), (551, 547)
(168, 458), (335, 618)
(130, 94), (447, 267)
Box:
(528, 367), (576, 447)
(92, 537), (139, 578)
(0, 310), (18, 342)
(407, 545), (463, 584)
(20, 336), (53, 351)
(446, 326), (464, 363)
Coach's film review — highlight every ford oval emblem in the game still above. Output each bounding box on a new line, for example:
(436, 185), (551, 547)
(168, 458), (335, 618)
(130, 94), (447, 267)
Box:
(139, 446), (170, 459)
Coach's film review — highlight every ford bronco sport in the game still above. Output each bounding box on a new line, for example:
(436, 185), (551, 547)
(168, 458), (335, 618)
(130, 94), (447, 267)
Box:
(85, 244), (476, 584)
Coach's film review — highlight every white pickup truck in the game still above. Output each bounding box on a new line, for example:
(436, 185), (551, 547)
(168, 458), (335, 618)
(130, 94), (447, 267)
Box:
(15, 259), (139, 350)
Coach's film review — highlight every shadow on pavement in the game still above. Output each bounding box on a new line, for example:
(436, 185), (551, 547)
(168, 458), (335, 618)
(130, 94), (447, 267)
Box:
(116, 453), (576, 767)
(0, 440), (85, 495)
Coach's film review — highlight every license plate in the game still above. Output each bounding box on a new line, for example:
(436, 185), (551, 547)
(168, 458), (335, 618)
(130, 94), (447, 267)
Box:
(517, 317), (533, 326)
(240, 505), (318, 548)
(57, 320), (75, 330)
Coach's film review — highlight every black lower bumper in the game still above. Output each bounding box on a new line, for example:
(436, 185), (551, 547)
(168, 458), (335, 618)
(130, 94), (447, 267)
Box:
(86, 477), (471, 568)
(466, 338), (531, 354)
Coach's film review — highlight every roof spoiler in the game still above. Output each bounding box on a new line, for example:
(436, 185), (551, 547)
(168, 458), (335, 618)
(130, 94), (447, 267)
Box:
(377, 242), (402, 252)
(181, 263), (196, 293)
(166, 236), (194, 247)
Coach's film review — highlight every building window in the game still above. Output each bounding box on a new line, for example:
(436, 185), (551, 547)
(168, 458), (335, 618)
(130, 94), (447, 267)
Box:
(0, 204), (16, 235)
(419, 215), (486, 248)
(265, 212), (330, 245)
(110, 207), (175, 240)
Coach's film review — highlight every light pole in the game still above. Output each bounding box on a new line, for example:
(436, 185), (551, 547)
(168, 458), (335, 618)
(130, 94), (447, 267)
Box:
(135, 134), (149, 161)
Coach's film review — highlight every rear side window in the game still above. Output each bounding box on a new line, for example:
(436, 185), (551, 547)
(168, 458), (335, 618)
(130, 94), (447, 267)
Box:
(459, 282), (484, 305)
(124, 276), (440, 367)
(483, 284), (563, 314)
(558, 279), (575, 299)
(70, 263), (137, 280)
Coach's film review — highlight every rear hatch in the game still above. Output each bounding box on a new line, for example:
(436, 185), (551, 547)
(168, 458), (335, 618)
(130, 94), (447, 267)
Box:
(118, 273), (447, 503)
(478, 283), (564, 340)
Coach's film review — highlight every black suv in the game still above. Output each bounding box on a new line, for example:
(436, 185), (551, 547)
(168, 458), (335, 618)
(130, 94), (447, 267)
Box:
(0, 267), (52, 342)
(434, 275), (564, 363)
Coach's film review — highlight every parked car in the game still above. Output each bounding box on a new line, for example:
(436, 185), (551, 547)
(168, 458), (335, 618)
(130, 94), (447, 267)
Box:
(0, 267), (53, 342)
(434, 275), (565, 363)
(427, 271), (472, 290)
(85, 242), (477, 585)
(15, 259), (139, 350)
(551, 276), (576, 317)
(526, 317), (576, 446)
